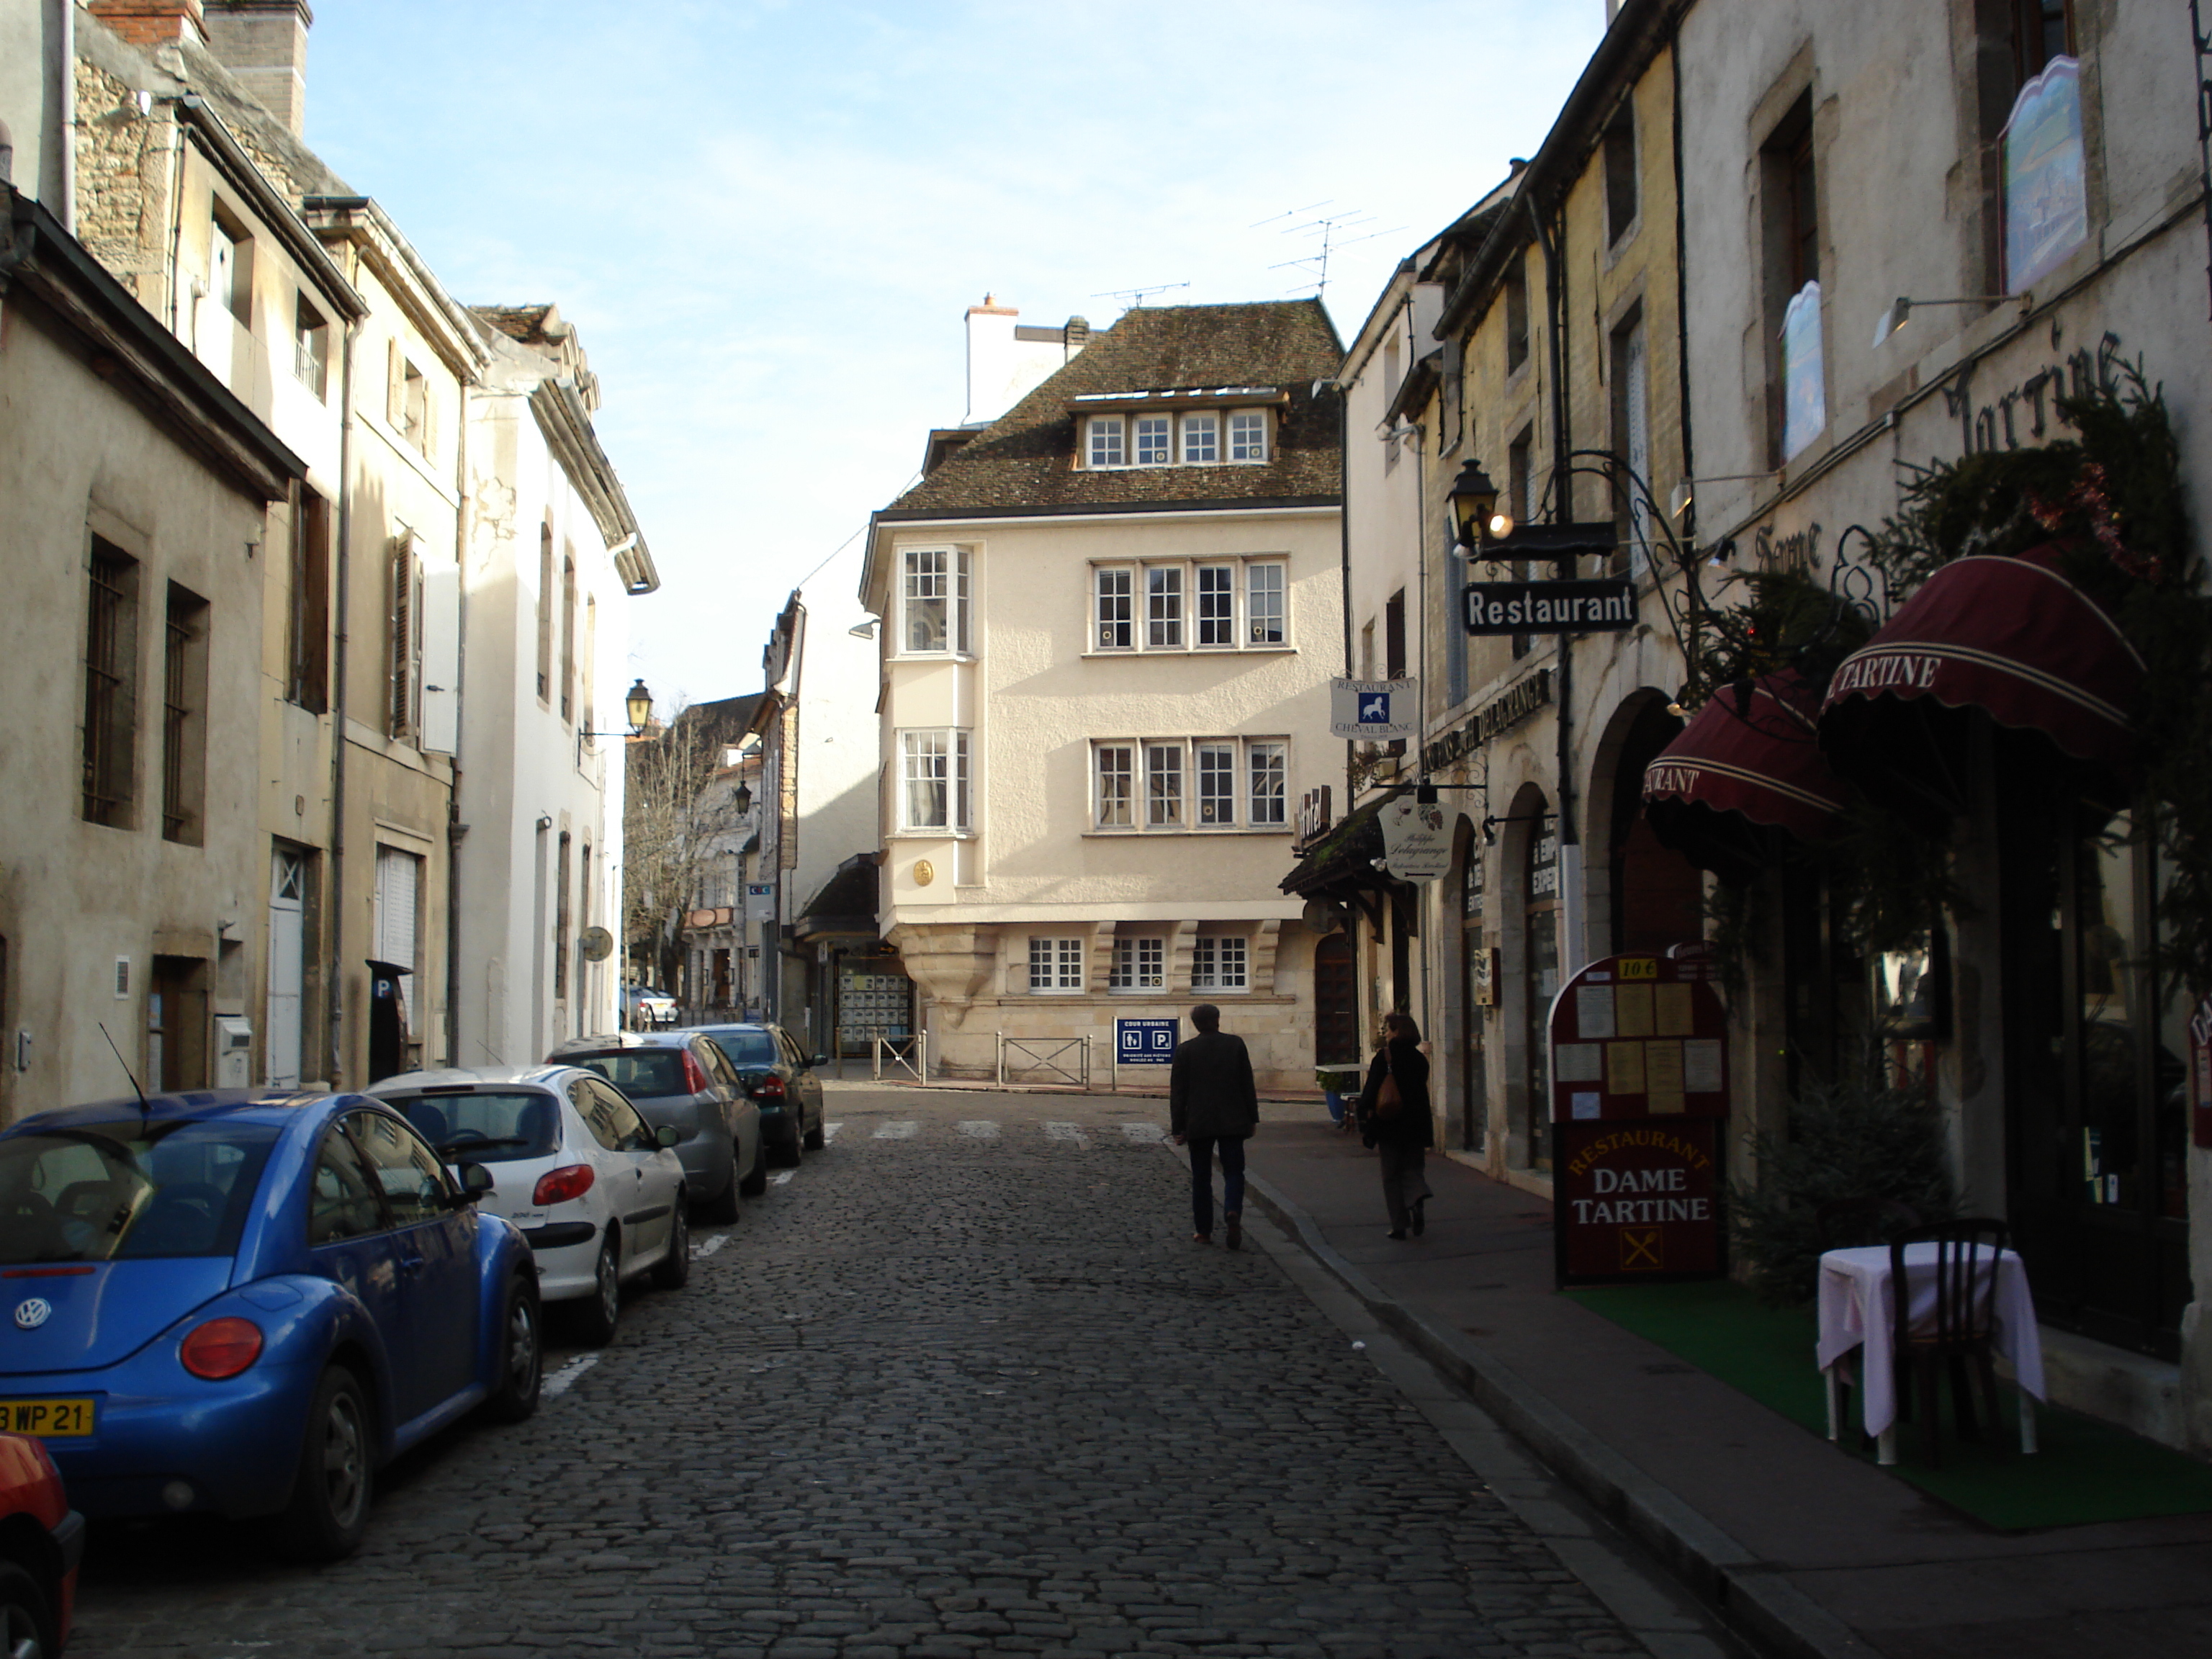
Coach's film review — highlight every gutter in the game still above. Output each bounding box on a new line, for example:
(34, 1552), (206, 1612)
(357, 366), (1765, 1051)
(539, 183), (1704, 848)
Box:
(300, 194), (491, 374)
(174, 97), (364, 323)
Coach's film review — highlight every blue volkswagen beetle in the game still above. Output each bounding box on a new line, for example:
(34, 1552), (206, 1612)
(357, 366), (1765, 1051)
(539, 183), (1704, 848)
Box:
(0, 1090), (542, 1561)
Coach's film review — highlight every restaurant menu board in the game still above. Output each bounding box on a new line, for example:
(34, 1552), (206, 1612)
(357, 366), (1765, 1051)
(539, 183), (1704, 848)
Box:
(1547, 955), (1727, 1123)
(1555, 1118), (1724, 1282)
(1551, 954), (1730, 1286)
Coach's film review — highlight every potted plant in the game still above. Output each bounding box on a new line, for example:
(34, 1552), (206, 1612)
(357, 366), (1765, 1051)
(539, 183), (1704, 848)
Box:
(1316, 1066), (1364, 1123)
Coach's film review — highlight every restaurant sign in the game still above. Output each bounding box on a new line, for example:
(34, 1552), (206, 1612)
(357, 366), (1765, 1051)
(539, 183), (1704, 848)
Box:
(1464, 580), (1635, 636)
(1550, 953), (1731, 1286)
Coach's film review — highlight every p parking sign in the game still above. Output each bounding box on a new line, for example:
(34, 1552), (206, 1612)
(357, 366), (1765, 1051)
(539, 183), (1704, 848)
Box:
(1115, 1018), (1179, 1066)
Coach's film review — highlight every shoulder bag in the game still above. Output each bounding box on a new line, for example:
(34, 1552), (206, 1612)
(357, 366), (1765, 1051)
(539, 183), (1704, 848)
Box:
(1374, 1048), (1403, 1120)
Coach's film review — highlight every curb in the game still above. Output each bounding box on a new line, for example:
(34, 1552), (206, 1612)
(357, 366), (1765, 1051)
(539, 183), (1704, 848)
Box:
(1238, 1166), (1874, 1659)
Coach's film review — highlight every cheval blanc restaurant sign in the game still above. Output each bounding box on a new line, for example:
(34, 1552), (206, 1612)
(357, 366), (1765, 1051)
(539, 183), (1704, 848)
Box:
(1463, 580), (1636, 636)
(1549, 953), (1731, 1285)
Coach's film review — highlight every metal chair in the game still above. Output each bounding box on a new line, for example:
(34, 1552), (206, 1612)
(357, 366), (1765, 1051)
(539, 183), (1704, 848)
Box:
(1889, 1218), (2010, 1467)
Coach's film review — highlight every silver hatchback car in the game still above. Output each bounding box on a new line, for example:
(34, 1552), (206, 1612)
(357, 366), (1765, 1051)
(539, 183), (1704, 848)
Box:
(544, 1032), (764, 1223)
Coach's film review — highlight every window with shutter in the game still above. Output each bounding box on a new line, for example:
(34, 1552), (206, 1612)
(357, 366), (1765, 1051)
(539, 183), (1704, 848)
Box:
(388, 534), (421, 740)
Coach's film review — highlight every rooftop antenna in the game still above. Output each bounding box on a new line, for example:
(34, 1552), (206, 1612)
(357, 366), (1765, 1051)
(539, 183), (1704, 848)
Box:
(1091, 282), (1191, 312)
(99, 1021), (151, 1125)
(1263, 204), (1404, 300)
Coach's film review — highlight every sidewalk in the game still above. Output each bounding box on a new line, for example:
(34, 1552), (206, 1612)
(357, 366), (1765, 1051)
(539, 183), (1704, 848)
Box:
(1236, 1112), (2212, 1659)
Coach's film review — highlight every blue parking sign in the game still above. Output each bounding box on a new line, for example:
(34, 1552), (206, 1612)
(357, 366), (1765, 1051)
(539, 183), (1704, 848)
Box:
(1115, 1017), (1179, 1066)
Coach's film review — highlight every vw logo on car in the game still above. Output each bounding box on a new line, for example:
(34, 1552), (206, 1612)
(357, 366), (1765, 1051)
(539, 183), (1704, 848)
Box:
(12, 1298), (52, 1330)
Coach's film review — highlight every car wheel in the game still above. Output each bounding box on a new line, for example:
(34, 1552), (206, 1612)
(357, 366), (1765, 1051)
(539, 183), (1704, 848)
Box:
(700, 1166), (742, 1223)
(269, 1366), (373, 1563)
(484, 1272), (543, 1423)
(571, 1236), (622, 1347)
(738, 1132), (769, 1197)
(0, 1563), (57, 1659)
(651, 1200), (691, 1290)
(803, 1112), (825, 1152)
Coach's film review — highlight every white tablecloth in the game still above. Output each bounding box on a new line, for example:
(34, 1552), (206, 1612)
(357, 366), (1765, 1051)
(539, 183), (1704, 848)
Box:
(1815, 1242), (2044, 1438)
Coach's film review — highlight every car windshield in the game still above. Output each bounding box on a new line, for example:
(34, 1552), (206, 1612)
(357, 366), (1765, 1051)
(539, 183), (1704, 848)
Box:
(0, 1119), (279, 1263)
(387, 1092), (560, 1164)
(570, 1051), (688, 1097)
(704, 1030), (776, 1066)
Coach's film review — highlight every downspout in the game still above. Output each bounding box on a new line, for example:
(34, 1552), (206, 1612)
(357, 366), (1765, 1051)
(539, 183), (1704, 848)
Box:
(1670, 30), (1696, 545)
(1529, 193), (1577, 852)
(1334, 378), (1354, 812)
(445, 377), (470, 1068)
(328, 315), (357, 1086)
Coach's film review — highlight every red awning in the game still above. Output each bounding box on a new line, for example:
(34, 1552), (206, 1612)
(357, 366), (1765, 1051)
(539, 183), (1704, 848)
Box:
(1818, 547), (2141, 799)
(1643, 673), (1848, 873)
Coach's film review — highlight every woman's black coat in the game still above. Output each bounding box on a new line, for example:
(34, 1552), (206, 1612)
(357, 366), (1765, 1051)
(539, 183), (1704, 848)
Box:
(1356, 1038), (1433, 1148)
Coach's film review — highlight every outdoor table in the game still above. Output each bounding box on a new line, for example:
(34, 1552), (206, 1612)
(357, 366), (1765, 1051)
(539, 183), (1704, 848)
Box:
(1816, 1242), (2043, 1465)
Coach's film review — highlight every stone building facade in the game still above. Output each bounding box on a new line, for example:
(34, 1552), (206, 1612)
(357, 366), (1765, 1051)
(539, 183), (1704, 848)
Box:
(863, 301), (1344, 1090)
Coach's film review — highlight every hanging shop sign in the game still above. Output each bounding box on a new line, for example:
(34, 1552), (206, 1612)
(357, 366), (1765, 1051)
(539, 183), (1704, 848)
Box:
(1462, 581), (1635, 636)
(1330, 678), (1419, 739)
(1421, 669), (1551, 773)
(1379, 795), (1452, 884)
(1550, 953), (1730, 1286)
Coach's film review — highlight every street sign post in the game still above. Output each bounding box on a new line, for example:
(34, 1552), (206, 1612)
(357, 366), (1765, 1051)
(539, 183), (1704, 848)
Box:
(1549, 952), (1732, 1285)
(1114, 1017), (1179, 1093)
(1330, 678), (1418, 739)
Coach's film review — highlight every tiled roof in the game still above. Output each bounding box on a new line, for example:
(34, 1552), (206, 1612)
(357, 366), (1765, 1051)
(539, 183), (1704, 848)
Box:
(884, 300), (1344, 519)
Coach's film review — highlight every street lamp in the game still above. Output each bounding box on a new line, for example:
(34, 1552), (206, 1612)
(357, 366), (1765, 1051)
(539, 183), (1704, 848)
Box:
(1445, 457), (1514, 553)
(733, 780), (754, 815)
(581, 678), (655, 741)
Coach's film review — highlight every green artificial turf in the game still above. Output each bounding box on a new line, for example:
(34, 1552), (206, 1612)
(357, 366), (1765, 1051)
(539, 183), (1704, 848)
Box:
(1565, 1278), (2212, 1530)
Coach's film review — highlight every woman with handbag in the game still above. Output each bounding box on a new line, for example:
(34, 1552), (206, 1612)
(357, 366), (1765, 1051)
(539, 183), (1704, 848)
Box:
(1355, 1011), (1434, 1239)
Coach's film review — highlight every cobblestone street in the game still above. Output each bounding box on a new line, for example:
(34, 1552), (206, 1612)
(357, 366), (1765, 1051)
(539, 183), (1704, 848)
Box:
(68, 1089), (1671, 1659)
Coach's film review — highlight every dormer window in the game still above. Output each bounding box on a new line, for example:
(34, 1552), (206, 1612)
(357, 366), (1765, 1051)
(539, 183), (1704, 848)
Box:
(1088, 417), (1125, 468)
(1073, 389), (1282, 469)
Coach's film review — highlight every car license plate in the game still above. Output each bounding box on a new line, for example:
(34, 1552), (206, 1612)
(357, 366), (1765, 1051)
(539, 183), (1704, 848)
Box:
(0, 1398), (96, 1437)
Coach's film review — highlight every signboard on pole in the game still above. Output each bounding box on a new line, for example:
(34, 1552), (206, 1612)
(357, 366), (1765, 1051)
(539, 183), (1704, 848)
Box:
(1330, 678), (1418, 739)
(1378, 795), (1452, 884)
(1550, 953), (1730, 1285)
(1464, 580), (1636, 636)
(1115, 1017), (1179, 1066)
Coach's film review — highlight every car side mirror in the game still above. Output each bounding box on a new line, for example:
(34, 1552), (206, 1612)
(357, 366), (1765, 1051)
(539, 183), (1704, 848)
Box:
(454, 1163), (495, 1203)
(655, 1124), (682, 1149)
(810, 1056), (827, 1069)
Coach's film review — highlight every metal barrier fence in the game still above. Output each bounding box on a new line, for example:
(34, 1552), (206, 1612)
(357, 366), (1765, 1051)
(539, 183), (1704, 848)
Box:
(995, 1034), (1092, 1088)
(872, 1033), (927, 1084)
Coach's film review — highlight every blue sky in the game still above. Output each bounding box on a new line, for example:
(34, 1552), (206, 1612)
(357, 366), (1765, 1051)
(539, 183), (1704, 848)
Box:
(302, 1), (1608, 708)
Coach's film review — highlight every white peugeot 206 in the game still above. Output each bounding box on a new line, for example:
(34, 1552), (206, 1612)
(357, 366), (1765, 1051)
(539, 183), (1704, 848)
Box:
(368, 1066), (690, 1345)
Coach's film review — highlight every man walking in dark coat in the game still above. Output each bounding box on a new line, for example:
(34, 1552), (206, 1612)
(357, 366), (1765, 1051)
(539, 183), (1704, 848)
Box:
(1169, 1003), (1259, 1249)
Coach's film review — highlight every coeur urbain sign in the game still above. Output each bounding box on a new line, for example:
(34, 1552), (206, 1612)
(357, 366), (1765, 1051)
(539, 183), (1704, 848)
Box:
(1463, 579), (1636, 635)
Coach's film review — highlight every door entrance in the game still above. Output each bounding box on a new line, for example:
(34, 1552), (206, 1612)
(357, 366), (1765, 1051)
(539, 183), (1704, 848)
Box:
(1313, 932), (1357, 1066)
(2002, 792), (2193, 1359)
(268, 850), (306, 1087)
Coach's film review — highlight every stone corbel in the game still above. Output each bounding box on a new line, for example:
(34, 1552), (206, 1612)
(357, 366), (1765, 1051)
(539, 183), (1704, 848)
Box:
(1164, 919), (1195, 992)
(1251, 919), (1282, 994)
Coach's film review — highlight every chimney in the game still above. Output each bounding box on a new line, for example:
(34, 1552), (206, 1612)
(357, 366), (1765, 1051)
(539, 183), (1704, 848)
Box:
(85, 1), (208, 48)
(202, 1), (313, 135)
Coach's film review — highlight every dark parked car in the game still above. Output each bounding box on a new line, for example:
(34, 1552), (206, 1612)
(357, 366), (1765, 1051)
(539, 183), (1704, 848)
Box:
(0, 1431), (81, 1655)
(545, 1033), (763, 1223)
(675, 1024), (826, 1168)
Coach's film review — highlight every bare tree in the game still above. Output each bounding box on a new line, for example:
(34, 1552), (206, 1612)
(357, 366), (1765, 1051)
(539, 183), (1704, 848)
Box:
(622, 701), (754, 999)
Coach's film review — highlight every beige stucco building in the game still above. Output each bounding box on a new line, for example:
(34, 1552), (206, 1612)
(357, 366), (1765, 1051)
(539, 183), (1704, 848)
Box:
(861, 302), (1344, 1090)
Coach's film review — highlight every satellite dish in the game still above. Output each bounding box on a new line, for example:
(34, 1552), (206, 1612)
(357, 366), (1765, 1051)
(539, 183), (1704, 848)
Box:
(578, 925), (616, 963)
(1302, 899), (1343, 935)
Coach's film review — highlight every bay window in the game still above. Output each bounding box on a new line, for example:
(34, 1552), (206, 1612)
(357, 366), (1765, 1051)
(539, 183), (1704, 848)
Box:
(901, 547), (970, 655)
(899, 728), (971, 831)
